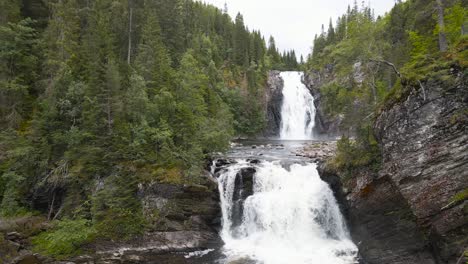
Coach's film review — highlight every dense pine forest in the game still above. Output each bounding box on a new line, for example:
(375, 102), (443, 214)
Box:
(0, 0), (466, 262)
(0, 0), (300, 257)
(306, 0), (467, 171)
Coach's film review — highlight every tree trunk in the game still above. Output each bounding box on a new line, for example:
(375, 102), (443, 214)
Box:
(107, 92), (112, 135)
(127, 7), (133, 65)
(436, 0), (448, 52)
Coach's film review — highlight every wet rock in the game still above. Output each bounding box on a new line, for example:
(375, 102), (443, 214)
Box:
(264, 70), (284, 137)
(211, 158), (237, 176)
(14, 254), (41, 264)
(231, 167), (256, 229)
(247, 159), (261, 164)
(215, 159), (234, 167)
(7, 232), (23, 241)
(92, 231), (222, 264)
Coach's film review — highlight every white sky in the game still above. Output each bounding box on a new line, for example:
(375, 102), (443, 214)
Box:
(199, 0), (398, 58)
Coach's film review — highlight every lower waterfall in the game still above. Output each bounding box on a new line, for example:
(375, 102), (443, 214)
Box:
(216, 159), (358, 264)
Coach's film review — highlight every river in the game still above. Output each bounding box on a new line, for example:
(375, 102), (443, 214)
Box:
(205, 72), (358, 263)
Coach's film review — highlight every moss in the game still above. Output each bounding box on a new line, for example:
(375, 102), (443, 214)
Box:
(381, 42), (466, 113)
(449, 109), (468, 125)
(138, 165), (185, 185)
(450, 189), (468, 204)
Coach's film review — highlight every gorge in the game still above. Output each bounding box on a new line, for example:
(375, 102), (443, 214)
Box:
(0, 0), (466, 263)
(214, 71), (358, 263)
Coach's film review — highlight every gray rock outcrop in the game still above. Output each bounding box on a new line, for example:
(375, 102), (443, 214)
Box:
(264, 71), (284, 137)
(303, 68), (344, 136)
(319, 72), (468, 264)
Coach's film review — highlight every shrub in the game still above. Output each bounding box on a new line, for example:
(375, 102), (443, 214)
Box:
(331, 125), (381, 178)
(32, 219), (95, 259)
(94, 208), (145, 241)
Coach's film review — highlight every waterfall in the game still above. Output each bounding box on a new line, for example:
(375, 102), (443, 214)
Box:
(216, 160), (358, 264)
(279, 71), (316, 140)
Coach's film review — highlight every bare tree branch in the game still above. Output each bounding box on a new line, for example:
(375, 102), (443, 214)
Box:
(418, 80), (427, 101)
(369, 59), (402, 79)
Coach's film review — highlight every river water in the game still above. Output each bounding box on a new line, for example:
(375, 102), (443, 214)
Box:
(212, 141), (358, 264)
(210, 72), (357, 263)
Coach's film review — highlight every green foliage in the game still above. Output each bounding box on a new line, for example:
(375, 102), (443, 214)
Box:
(266, 36), (301, 70)
(450, 188), (468, 204)
(307, 0), (465, 160)
(0, 172), (27, 216)
(32, 219), (95, 259)
(0, 0), (279, 250)
(94, 208), (145, 241)
(91, 171), (146, 240)
(438, 2), (466, 45)
(331, 125), (381, 176)
(0, 18), (41, 129)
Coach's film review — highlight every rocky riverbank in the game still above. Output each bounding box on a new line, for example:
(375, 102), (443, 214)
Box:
(294, 141), (337, 163)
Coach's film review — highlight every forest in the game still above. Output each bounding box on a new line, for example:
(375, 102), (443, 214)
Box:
(0, 0), (300, 257)
(307, 0), (467, 172)
(0, 0), (466, 261)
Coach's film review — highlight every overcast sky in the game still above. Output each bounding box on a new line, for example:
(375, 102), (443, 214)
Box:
(199, 0), (398, 58)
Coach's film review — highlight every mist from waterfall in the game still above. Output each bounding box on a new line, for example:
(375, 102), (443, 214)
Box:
(217, 160), (358, 264)
(279, 71), (316, 140)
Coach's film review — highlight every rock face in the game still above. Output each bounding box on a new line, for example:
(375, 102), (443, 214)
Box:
(231, 167), (255, 229)
(303, 69), (344, 136)
(319, 74), (468, 264)
(68, 175), (222, 264)
(264, 71), (284, 137)
(1, 173), (223, 264)
(374, 76), (468, 263)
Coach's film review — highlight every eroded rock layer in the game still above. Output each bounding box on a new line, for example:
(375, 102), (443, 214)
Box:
(319, 74), (468, 264)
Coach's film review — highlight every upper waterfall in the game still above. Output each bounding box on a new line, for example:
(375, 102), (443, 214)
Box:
(279, 71), (316, 140)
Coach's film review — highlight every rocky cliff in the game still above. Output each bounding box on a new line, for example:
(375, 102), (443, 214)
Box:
(302, 68), (344, 137)
(264, 71), (284, 137)
(0, 173), (222, 264)
(319, 73), (468, 264)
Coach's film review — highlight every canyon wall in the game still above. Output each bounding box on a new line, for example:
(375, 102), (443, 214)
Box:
(319, 73), (467, 263)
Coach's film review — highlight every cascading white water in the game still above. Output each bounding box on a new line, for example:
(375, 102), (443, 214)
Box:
(217, 160), (358, 264)
(279, 71), (316, 140)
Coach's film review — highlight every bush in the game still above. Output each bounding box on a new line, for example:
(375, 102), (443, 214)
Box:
(331, 125), (381, 178)
(94, 208), (145, 241)
(32, 219), (95, 259)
